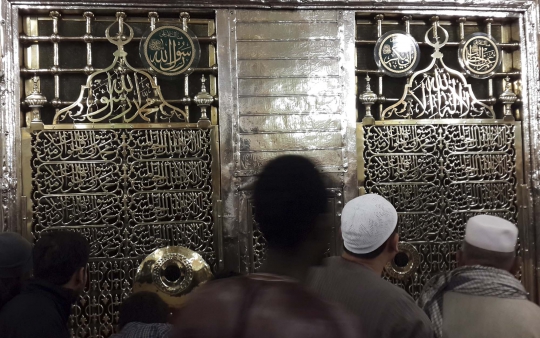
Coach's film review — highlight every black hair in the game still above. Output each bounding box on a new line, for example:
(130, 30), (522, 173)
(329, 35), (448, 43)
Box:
(118, 292), (169, 329)
(33, 231), (90, 285)
(253, 155), (327, 250)
(343, 227), (398, 259)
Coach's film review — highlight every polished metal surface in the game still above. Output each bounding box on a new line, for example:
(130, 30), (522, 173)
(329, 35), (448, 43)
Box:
(224, 9), (357, 272)
(0, 4), (534, 337)
(133, 246), (214, 307)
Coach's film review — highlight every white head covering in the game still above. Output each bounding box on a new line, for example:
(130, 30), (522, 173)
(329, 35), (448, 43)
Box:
(341, 194), (398, 254)
(465, 215), (518, 253)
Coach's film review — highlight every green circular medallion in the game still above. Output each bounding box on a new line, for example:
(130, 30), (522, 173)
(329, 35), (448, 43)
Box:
(142, 26), (199, 77)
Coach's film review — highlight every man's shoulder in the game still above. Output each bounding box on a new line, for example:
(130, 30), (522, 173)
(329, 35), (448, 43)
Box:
(0, 292), (59, 322)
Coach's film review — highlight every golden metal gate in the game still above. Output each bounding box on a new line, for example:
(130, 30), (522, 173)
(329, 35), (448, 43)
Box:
(0, 1), (536, 337)
(19, 11), (222, 336)
(355, 15), (532, 299)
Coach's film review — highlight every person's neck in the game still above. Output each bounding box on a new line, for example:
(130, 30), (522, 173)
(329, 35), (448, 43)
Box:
(261, 249), (311, 283)
(341, 252), (388, 276)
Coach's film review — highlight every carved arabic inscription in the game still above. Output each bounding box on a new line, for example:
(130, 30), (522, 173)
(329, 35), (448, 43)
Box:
(375, 31), (419, 77)
(363, 124), (517, 297)
(31, 129), (215, 336)
(382, 24), (494, 119)
(53, 15), (187, 124)
(143, 26), (199, 77)
(459, 33), (500, 78)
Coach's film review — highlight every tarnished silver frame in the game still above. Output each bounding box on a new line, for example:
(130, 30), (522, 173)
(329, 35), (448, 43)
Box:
(0, 0), (537, 304)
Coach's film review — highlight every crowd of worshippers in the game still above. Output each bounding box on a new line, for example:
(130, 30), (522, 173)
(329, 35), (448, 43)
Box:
(1, 155), (539, 338)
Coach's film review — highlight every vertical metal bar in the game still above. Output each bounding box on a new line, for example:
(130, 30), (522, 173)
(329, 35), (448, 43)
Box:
(517, 8), (540, 303)
(149, 11), (158, 31)
(207, 18), (218, 125)
(486, 17), (493, 37)
(83, 12), (93, 74)
(375, 14), (384, 116)
(458, 17), (466, 40)
(181, 12), (190, 120)
(7, 5), (22, 233)
(50, 11), (60, 110)
(148, 12), (159, 87)
(403, 15), (411, 34)
(343, 10), (358, 204)
(0, 1), (6, 232)
(216, 8), (239, 273)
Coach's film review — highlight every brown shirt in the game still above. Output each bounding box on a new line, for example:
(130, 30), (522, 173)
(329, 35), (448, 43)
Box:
(308, 257), (434, 338)
(171, 274), (364, 338)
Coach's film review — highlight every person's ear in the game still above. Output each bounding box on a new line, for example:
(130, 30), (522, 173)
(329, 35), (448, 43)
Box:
(510, 256), (522, 276)
(75, 267), (87, 289)
(388, 233), (399, 254)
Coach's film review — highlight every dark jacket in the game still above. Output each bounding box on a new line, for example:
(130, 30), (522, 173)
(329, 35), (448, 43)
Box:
(0, 279), (76, 338)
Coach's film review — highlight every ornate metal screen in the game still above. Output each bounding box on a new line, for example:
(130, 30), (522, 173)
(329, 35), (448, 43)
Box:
(20, 10), (220, 337)
(357, 14), (528, 298)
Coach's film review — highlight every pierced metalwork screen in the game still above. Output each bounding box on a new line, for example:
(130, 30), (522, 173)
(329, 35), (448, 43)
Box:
(29, 128), (216, 336)
(357, 13), (524, 299)
(21, 10), (217, 125)
(361, 123), (518, 295)
(20, 9), (220, 337)
(356, 14), (521, 122)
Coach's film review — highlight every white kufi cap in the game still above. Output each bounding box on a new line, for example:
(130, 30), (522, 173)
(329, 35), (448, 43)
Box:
(465, 215), (518, 253)
(341, 194), (398, 254)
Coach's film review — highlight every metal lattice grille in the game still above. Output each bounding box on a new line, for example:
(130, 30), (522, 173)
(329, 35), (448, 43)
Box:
(29, 128), (216, 336)
(356, 14), (522, 121)
(361, 123), (518, 296)
(19, 9), (220, 337)
(356, 14), (523, 299)
(21, 10), (217, 124)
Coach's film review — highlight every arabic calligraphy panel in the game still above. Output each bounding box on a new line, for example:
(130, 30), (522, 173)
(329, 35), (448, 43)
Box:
(363, 124), (517, 298)
(34, 162), (122, 194)
(126, 129), (211, 160)
(30, 128), (216, 335)
(33, 130), (121, 162)
(382, 65), (494, 119)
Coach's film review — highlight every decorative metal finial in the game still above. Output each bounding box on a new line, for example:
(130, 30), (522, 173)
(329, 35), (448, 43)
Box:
(500, 77), (517, 122)
(359, 74), (378, 125)
(194, 74), (213, 128)
(180, 12), (190, 31)
(24, 75), (47, 129)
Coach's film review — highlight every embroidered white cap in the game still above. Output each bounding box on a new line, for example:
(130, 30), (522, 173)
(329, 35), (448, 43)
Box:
(341, 194), (398, 254)
(465, 215), (518, 253)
